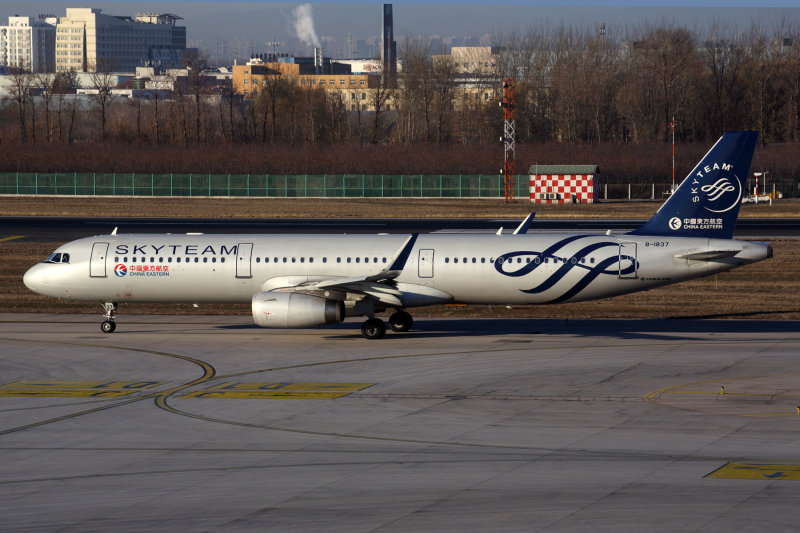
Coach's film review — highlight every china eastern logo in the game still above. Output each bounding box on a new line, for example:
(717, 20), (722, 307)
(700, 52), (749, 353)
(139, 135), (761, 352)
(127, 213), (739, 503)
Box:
(114, 264), (127, 277)
(690, 162), (742, 213)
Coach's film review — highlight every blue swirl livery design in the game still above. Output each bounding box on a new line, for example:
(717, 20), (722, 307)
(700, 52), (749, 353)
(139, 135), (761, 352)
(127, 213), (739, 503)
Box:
(631, 131), (757, 239)
(495, 236), (637, 303)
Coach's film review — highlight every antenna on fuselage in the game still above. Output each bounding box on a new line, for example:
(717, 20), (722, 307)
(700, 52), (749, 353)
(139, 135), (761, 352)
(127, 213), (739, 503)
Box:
(111, 227), (118, 235)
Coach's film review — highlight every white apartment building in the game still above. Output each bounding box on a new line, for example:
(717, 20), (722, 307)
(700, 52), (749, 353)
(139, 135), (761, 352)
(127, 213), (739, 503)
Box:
(55, 8), (186, 72)
(0, 16), (56, 72)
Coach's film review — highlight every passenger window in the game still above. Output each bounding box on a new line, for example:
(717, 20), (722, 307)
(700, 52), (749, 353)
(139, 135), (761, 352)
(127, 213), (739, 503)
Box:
(309, 257), (314, 263)
(221, 257), (225, 263)
(212, 257), (217, 263)
(300, 257), (305, 263)
(570, 257), (577, 264)
(590, 258), (595, 264)
(150, 257), (155, 263)
(347, 258), (351, 263)
(355, 257), (360, 263)
(283, 257), (287, 263)
(159, 257), (164, 263)
(194, 257), (199, 263)
(114, 256), (119, 262)
(291, 257), (296, 263)
(472, 258), (476, 263)
(454, 258), (458, 263)
(382, 258), (387, 263)
(203, 257), (208, 263)
(132, 257), (137, 263)
(168, 257), (173, 263)
(256, 257), (261, 263)
(176, 257), (181, 263)
(534, 257), (541, 265)
(337, 258), (341, 263)
(445, 257), (449, 263)
(124, 257), (128, 262)
(481, 258), (485, 263)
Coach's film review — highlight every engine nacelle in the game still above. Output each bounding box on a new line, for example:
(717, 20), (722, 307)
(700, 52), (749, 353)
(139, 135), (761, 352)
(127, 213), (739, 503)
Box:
(252, 292), (344, 328)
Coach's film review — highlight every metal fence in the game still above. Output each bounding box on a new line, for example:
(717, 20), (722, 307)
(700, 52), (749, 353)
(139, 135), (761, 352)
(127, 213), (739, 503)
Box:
(2, 172), (796, 199)
(0, 173), (526, 198)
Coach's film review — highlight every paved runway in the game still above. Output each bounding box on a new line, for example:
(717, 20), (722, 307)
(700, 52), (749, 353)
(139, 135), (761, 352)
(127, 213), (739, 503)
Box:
(2, 314), (800, 532)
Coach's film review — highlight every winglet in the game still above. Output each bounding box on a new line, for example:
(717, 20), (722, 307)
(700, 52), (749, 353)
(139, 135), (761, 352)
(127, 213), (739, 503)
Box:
(386, 233), (418, 274)
(513, 213), (535, 235)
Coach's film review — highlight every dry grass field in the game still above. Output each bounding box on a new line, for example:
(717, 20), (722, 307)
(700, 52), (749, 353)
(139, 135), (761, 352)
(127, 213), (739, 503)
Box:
(2, 196), (799, 219)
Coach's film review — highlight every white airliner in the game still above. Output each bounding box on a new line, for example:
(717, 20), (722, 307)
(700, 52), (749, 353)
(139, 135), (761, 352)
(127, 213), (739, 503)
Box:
(24, 131), (771, 339)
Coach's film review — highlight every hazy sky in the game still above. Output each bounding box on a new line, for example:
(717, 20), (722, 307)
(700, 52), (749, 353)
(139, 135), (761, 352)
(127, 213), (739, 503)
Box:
(2, 1), (798, 56)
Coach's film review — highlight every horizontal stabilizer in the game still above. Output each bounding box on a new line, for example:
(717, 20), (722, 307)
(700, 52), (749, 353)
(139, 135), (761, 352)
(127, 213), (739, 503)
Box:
(677, 250), (740, 261)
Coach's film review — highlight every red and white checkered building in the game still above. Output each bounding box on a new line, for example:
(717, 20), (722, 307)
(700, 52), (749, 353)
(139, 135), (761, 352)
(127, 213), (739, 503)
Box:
(529, 165), (597, 204)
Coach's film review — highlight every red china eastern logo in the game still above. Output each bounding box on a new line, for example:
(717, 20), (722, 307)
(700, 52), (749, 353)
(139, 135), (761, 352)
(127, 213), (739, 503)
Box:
(114, 264), (127, 277)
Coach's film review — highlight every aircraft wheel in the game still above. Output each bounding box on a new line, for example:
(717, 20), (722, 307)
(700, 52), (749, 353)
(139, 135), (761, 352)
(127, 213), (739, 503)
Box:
(389, 311), (413, 332)
(101, 320), (116, 333)
(361, 318), (386, 339)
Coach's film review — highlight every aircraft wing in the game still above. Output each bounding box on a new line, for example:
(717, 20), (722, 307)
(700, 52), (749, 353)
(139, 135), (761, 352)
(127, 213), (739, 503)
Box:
(266, 234), (418, 307)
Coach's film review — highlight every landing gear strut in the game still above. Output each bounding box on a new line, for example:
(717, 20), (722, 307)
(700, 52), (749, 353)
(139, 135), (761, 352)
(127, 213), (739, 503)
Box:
(101, 302), (117, 333)
(361, 317), (386, 339)
(389, 310), (413, 332)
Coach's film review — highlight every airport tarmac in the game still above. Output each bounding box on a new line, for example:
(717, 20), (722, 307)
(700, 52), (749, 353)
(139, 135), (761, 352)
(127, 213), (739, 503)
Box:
(1, 314), (800, 532)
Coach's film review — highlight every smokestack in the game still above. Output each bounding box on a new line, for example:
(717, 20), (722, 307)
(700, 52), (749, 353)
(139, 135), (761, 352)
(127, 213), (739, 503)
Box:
(314, 47), (323, 74)
(381, 4), (396, 86)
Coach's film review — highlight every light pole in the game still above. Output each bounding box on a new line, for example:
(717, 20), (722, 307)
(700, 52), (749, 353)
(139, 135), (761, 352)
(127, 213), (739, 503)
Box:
(753, 172), (768, 204)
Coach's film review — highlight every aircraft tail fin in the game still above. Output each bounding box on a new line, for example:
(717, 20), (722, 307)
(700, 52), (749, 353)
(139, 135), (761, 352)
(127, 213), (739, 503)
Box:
(630, 131), (758, 240)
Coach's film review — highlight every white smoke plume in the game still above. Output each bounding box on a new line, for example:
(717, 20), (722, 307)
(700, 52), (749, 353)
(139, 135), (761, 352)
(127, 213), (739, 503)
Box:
(292, 4), (321, 49)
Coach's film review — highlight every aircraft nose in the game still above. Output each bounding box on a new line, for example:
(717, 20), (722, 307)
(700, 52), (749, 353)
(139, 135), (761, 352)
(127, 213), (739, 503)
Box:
(23, 264), (48, 293)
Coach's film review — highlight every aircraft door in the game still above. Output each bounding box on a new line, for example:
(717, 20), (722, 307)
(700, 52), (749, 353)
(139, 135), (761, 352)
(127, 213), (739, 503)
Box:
(236, 243), (253, 278)
(418, 249), (434, 278)
(90, 242), (109, 278)
(618, 242), (637, 279)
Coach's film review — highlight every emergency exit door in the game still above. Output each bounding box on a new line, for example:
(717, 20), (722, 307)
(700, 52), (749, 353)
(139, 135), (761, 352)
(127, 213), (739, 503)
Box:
(418, 249), (434, 278)
(236, 243), (253, 278)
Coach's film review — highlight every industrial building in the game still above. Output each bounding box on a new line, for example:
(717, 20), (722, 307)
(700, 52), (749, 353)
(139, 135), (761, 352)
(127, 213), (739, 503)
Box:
(232, 58), (384, 111)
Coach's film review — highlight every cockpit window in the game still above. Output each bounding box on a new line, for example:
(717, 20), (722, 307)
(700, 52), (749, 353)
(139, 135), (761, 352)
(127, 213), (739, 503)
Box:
(44, 252), (70, 264)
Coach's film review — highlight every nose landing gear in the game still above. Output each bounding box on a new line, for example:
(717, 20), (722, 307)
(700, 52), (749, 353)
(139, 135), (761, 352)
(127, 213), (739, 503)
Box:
(101, 302), (118, 333)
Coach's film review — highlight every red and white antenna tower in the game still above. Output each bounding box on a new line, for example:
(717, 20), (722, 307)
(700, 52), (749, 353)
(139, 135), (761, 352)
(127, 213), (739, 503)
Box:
(502, 78), (516, 203)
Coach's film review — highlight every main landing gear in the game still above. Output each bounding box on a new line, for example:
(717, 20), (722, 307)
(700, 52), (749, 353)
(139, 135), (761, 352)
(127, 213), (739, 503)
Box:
(360, 310), (414, 339)
(101, 302), (118, 333)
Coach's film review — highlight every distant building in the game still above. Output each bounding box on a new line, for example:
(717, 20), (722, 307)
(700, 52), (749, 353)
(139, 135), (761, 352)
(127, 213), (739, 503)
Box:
(55, 8), (186, 73)
(0, 16), (57, 72)
(529, 165), (597, 205)
(232, 60), (387, 111)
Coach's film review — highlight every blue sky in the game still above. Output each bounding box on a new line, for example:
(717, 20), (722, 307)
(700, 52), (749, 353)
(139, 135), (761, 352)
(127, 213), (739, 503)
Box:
(2, 1), (798, 58)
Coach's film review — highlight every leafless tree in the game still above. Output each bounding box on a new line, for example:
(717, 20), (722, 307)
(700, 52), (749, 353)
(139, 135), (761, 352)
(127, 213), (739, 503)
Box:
(87, 59), (121, 142)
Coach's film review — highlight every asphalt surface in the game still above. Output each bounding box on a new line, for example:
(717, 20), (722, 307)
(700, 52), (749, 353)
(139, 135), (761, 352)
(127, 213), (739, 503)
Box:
(2, 216), (799, 241)
(2, 315), (799, 531)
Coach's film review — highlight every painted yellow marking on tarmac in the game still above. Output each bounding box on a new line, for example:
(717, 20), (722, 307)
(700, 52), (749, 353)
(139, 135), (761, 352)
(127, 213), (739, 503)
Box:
(0, 235), (23, 243)
(0, 389), (134, 398)
(180, 391), (351, 400)
(707, 462), (800, 480)
(1, 380), (164, 390)
(207, 381), (375, 392)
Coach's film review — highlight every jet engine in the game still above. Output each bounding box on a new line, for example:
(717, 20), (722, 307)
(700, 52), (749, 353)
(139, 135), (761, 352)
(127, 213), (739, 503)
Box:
(252, 292), (344, 328)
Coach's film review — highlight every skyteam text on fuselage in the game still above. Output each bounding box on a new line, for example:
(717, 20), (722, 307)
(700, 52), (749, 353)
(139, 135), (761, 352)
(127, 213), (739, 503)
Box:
(24, 131), (772, 339)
